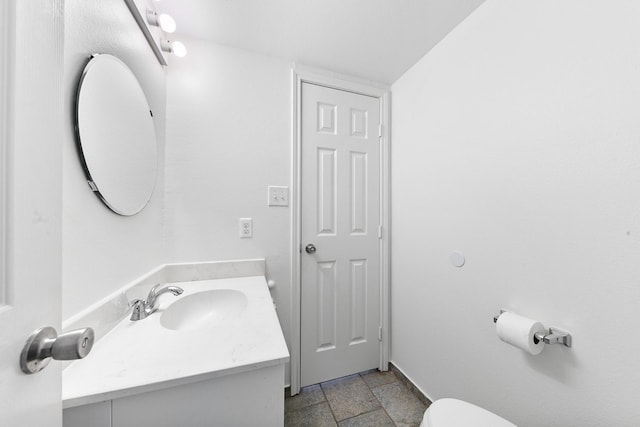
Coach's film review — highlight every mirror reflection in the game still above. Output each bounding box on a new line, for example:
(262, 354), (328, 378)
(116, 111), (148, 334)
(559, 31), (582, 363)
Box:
(75, 54), (157, 216)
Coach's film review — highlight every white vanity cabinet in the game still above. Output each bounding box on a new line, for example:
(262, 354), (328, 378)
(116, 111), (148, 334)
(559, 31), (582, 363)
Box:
(63, 265), (289, 427)
(64, 401), (111, 427)
(64, 364), (285, 427)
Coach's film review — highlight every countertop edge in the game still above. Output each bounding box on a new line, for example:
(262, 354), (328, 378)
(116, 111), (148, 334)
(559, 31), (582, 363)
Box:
(63, 354), (290, 409)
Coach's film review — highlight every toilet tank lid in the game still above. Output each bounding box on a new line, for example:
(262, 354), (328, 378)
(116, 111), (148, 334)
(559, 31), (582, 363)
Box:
(424, 398), (517, 427)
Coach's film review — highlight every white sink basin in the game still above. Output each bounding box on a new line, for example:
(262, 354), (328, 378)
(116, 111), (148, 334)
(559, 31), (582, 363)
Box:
(160, 289), (248, 331)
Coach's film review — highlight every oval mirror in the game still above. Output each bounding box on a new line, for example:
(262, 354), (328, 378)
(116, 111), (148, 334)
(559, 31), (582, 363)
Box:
(75, 54), (157, 216)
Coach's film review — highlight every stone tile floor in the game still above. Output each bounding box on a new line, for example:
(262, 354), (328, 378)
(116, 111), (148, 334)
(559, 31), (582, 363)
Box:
(285, 369), (431, 426)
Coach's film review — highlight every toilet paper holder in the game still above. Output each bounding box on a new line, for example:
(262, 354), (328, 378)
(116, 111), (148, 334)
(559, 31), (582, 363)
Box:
(493, 310), (572, 347)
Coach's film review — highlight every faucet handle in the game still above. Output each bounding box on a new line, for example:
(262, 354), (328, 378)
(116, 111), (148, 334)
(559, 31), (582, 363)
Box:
(129, 299), (146, 321)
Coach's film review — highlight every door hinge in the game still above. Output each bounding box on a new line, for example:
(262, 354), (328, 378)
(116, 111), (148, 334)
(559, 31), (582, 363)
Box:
(378, 225), (383, 239)
(378, 123), (383, 140)
(378, 326), (383, 342)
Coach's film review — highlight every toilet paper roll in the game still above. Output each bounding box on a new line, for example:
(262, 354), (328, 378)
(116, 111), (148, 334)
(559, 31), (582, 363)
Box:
(496, 312), (545, 355)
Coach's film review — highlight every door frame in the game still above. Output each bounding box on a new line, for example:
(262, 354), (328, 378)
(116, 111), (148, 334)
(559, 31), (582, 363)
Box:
(290, 64), (391, 395)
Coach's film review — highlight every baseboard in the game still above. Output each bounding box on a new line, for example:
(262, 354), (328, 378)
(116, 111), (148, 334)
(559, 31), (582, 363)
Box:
(285, 365), (433, 407)
(388, 362), (432, 407)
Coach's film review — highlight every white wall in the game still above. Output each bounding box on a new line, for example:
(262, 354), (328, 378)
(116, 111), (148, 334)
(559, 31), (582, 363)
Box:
(62, 7), (293, 382)
(391, 1), (640, 426)
(63, 0), (167, 319)
(165, 38), (292, 381)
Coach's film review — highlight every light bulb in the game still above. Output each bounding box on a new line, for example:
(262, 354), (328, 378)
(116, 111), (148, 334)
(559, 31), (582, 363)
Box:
(147, 10), (176, 33)
(172, 41), (187, 58)
(157, 13), (176, 33)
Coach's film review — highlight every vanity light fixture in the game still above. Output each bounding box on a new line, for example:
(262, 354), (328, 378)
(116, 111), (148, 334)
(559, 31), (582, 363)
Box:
(161, 39), (187, 58)
(146, 10), (176, 33)
(124, 0), (167, 66)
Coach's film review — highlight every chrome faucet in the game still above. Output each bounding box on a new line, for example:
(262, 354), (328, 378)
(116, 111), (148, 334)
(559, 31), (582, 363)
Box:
(130, 284), (184, 321)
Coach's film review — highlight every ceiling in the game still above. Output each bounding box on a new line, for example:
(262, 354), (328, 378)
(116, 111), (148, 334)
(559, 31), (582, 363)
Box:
(158, 0), (486, 84)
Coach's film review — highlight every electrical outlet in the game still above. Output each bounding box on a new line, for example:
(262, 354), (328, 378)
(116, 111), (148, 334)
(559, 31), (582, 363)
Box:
(239, 218), (252, 238)
(268, 186), (289, 207)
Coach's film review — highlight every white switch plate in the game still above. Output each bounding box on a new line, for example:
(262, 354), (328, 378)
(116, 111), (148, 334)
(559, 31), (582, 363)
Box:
(268, 186), (289, 207)
(239, 218), (252, 238)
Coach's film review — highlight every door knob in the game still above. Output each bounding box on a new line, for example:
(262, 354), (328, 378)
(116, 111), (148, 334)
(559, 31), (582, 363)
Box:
(305, 244), (317, 254)
(20, 326), (95, 374)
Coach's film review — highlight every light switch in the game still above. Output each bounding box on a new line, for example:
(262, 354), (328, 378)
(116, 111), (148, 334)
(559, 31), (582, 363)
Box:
(268, 186), (289, 207)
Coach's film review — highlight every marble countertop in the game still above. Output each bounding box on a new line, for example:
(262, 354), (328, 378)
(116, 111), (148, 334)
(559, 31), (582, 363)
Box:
(63, 275), (289, 408)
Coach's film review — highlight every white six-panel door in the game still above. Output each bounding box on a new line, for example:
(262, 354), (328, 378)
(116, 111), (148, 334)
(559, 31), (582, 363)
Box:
(300, 82), (381, 387)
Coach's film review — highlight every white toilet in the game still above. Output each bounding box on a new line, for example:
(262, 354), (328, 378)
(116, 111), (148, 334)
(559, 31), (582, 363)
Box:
(420, 398), (517, 427)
